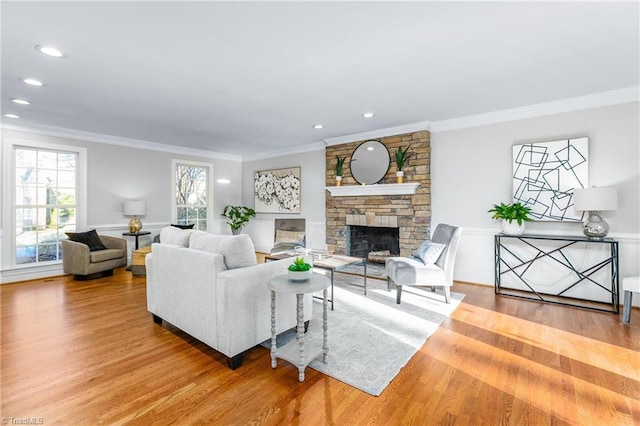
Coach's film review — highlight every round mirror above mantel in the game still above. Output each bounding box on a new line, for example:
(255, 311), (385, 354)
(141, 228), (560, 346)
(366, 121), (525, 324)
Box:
(350, 140), (390, 185)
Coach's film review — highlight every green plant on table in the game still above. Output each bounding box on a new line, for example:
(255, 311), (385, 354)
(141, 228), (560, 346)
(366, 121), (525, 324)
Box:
(488, 202), (532, 225)
(288, 256), (312, 272)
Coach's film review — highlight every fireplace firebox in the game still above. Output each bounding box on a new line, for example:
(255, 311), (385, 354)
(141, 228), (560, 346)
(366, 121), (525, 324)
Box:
(346, 225), (399, 261)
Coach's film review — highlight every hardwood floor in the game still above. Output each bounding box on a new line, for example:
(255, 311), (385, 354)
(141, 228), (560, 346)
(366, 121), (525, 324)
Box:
(1, 268), (638, 425)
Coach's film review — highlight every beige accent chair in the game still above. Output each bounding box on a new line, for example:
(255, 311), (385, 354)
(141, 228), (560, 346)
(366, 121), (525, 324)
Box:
(62, 236), (127, 280)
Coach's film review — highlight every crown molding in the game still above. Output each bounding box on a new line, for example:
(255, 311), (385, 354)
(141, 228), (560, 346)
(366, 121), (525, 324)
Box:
(241, 141), (326, 161)
(323, 121), (430, 146)
(0, 121), (242, 162)
(430, 86), (640, 132)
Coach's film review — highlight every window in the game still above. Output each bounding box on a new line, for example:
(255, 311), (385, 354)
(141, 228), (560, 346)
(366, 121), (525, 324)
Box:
(14, 146), (79, 264)
(172, 160), (213, 231)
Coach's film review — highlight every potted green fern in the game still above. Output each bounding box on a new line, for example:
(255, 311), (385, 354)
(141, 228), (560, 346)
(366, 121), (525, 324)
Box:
(394, 145), (412, 183)
(221, 205), (256, 235)
(488, 202), (532, 235)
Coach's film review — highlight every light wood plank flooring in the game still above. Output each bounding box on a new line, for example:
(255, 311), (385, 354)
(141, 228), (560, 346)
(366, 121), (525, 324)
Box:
(1, 268), (638, 425)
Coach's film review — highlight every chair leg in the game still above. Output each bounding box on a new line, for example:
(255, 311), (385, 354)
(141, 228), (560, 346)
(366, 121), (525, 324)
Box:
(431, 286), (436, 292)
(623, 291), (633, 324)
(387, 276), (392, 292)
(396, 285), (402, 304)
(444, 286), (451, 304)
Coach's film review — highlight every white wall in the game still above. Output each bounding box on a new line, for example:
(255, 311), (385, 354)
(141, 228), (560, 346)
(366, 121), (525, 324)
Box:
(1, 128), (242, 283)
(240, 148), (326, 253)
(431, 102), (640, 303)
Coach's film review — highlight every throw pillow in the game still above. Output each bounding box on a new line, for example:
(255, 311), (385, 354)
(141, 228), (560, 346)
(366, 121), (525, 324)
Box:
(274, 230), (305, 246)
(65, 229), (108, 251)
(413, 240), (446, 265)
(159, 226), (193, 247)
(189, 232), (257, 269)
(171, 223), (195, 229)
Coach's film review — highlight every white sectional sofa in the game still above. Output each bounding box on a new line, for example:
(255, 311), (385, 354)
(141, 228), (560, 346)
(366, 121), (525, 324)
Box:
(146, 226), (312, 369)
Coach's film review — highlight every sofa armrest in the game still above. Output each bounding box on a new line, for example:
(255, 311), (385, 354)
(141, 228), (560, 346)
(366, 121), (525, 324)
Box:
(100, 235), (127, 251)
(62, 239), (91, 275)
(215, 258), (313, 356)
(146, 244), (227, 350)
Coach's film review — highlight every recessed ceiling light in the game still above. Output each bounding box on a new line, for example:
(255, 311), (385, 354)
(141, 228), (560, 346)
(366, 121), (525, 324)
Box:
(362, 112), (375, 118)
(11, 98), (32, 105)
(22, 78), (44, 87)
(35, 45), (65, 58)
(216, 179), (231, 184)
(313, 124), (324, 129)
(3, 113), (21, 119)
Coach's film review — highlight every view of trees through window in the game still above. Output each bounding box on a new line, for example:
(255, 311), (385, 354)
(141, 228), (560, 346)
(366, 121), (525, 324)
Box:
(15, 147), (77, 264)
(175, 163), (208, 231)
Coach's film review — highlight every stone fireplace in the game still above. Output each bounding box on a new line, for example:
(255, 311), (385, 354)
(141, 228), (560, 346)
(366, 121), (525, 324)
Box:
(325, 131), (431, 258)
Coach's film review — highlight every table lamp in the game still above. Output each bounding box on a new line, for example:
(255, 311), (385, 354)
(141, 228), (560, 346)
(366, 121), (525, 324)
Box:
(573, 186), (618, 240)
(124, 200), (146, 233)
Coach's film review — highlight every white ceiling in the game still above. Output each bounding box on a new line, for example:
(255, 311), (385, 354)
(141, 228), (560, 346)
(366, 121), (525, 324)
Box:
(2, 1), (638, 158)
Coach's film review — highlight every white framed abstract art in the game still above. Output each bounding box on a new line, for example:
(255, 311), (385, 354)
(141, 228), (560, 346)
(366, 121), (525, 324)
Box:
(254, 167), (301, 213)
(512, 137), (588, 222)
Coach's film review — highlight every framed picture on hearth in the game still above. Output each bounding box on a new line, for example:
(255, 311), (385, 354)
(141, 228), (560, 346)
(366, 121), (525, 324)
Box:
(512, 137), (588, 221)
(254, 167), (301, 213)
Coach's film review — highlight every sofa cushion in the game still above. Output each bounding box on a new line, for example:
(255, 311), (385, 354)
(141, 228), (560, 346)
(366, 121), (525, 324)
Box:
(66, 229), (108, 251)
(189, 232), (257, 270)
(160, 226), (194, 247)
(89, 248), (125, 263)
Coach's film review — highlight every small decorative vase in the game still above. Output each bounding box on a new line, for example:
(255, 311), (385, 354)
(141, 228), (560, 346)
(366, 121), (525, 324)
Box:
(396, 171), (404, 184)
(288, 269), (312, 281)
(335, 176), (342, 186)
(501, 220), (525, 235)
(231, 227), (242, 235)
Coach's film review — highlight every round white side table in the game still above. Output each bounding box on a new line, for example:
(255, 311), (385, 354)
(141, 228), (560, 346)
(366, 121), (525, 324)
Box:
(268, 273), (330, 382)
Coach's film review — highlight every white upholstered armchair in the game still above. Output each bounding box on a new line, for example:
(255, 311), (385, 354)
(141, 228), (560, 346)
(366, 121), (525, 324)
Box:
(385, 224), (462, 304)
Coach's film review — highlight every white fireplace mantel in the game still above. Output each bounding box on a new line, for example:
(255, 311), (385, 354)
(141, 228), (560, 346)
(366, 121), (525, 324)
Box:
(325, 182), (421, 197)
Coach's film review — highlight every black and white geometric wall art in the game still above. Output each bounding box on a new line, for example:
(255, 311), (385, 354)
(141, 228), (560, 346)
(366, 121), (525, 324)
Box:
(512, 137), (588, 222)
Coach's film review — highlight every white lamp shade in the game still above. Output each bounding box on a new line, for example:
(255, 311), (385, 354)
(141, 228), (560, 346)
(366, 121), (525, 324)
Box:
(124, 200), (146, 216)
(573, 187), (618, 212)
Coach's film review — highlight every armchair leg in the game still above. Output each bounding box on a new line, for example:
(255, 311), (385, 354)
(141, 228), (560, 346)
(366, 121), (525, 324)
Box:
(396, 285), (402, 304)
(387, 277), (392, 291)
(444, 286), (451, 304)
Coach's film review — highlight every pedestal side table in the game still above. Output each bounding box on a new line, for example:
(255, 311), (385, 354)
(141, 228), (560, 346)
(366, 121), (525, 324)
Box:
(268, 273), (330, 382)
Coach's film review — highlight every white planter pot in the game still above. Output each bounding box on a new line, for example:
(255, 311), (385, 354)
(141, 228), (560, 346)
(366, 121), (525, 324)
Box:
(288, 269), (312, 281)
(501, 220), (526, 235)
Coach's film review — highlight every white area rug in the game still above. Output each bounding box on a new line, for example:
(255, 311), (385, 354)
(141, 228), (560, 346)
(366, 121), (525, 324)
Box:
(264, 275), (464, 396)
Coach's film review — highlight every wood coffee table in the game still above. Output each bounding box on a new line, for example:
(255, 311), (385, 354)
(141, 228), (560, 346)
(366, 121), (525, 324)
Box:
(265, 251), (366, 310)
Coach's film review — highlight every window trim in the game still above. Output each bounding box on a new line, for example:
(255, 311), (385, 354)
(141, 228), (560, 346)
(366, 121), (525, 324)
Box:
(170, 159), (214, 231)
(2, 137), (87, 269)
